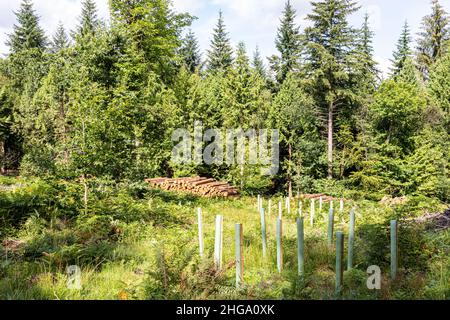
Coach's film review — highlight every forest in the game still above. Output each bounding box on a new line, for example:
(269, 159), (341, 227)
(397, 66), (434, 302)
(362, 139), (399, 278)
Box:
(0, 0), (449, 300)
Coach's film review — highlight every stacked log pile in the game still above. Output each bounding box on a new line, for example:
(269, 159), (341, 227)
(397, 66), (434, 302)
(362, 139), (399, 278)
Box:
(145, 177), (239, 198)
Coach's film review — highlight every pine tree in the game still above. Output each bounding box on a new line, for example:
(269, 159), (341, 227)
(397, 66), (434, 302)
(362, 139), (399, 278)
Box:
(252, 46), (266, 79)
(75, 0), (99, 37)
(52, 22), (70, 53)
(356, 13), (379, 91)
(179, 30), (202, 73)
(6, 0), (47, 53)
(390, 21), (413, 76)
(206, 11), (234, 72)
(428, 51), (450, 131)
(416, 0), (450, 79)
(269, 0), (302, 84)
(303, 0), (360, 179)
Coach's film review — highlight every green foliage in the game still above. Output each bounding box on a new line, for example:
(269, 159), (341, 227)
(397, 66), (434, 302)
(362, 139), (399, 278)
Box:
(6, 0), (47, 53)
(370, 79), (427, 152)
(206, 11), (234, 72)
(416, 0), (450, 79)
(269, 0), (302, 85)
(428, 51), (450, 131)
(74, 0), (100, 38)
(51, 23), (70, 53)
(179, 30), (202, 73)
(390, 21), (413, 76)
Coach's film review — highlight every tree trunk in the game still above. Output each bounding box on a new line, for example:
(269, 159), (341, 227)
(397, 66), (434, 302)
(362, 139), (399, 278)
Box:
(327, 102), (334, 179)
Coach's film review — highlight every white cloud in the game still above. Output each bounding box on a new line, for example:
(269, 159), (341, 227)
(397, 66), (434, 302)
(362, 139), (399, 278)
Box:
(172, 0), (205, 14)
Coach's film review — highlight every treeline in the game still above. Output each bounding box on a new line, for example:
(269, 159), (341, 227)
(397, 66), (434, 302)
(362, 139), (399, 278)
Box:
(0, 0), (448, 200)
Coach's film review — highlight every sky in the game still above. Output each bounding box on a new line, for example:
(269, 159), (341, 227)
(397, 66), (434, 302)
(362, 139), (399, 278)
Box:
(1, 0), (449, 76)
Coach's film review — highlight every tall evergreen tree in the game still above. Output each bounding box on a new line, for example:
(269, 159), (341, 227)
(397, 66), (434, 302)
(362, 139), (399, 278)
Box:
(52, 22), (70, 53)
(356, 13), (379, 91)
(252, 46), (267, 79)
(416, 0), (450, 79)
(75, 0), (99, 37)
(6, 0), (47, 53)
(206, 11), (234, 72)
(179, 30), (202, 73)
(390, 21), (413, 76)
(303, 0), (360, 179)
(269, 0), (302, 85)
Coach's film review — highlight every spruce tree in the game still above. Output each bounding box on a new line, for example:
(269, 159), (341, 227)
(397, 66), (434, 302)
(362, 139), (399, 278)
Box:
(416, 0), (450, 79)
(75, 0), (99, 37)
(252, 46), (267, 79)
(6, 0), (47, 53)
(303, 0), (360, 179)
(390, 21), (413, 76)
(356, 13), (379, 91)
(52, 23), (70, 53)
(269, 0), (302, 84)
(206, 11), (234, 72)
(179, 30), (202, 73)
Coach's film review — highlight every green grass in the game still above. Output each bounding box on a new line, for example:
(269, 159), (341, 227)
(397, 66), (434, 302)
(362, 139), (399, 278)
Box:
(0, 178), (448, 300)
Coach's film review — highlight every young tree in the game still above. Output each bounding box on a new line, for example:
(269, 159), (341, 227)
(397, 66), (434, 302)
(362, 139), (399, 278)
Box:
(268, 73), (321, 196)
(355, 13), (379, 92)
(179, 30), (202, 73)
(416, 0), (450, 79)
(206, 11), (234, 72)
(303, 0), (360, 179)
(428, 51), (450, 131)
(6, 0), (47, 53)
(110, 0), (193, 83)
(371, 79), (427, 152)
(52, 22), (70, 53)
(269, 0), (302, 85)
(252, 46), (267, 79)
(75, 0), (100, 37)
(390, 21), (413, 76)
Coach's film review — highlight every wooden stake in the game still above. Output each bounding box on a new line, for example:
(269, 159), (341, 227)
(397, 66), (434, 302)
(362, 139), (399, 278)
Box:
(268, 199), (272, 217)
(235, 223), (244, 287)
(319, 196), (323, 212)
(340, 199), (344, 212)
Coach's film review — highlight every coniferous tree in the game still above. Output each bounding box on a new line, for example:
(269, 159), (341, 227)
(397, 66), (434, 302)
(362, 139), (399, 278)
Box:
(179, 30), (202, 73)
(75, 0), (99, 38)
(390, 21), (413, 76)
(206, 11), (234, 72)
(252, 46), (267, 79)
(52, 22), (70, 53)
(428, 51), (450, 131)
(303, 0), (360, 179)
(6, 0), (47, 53)
(416, 0), (450, 79)
(356, 13), (379, 91)
(269, 0), (302, 85)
